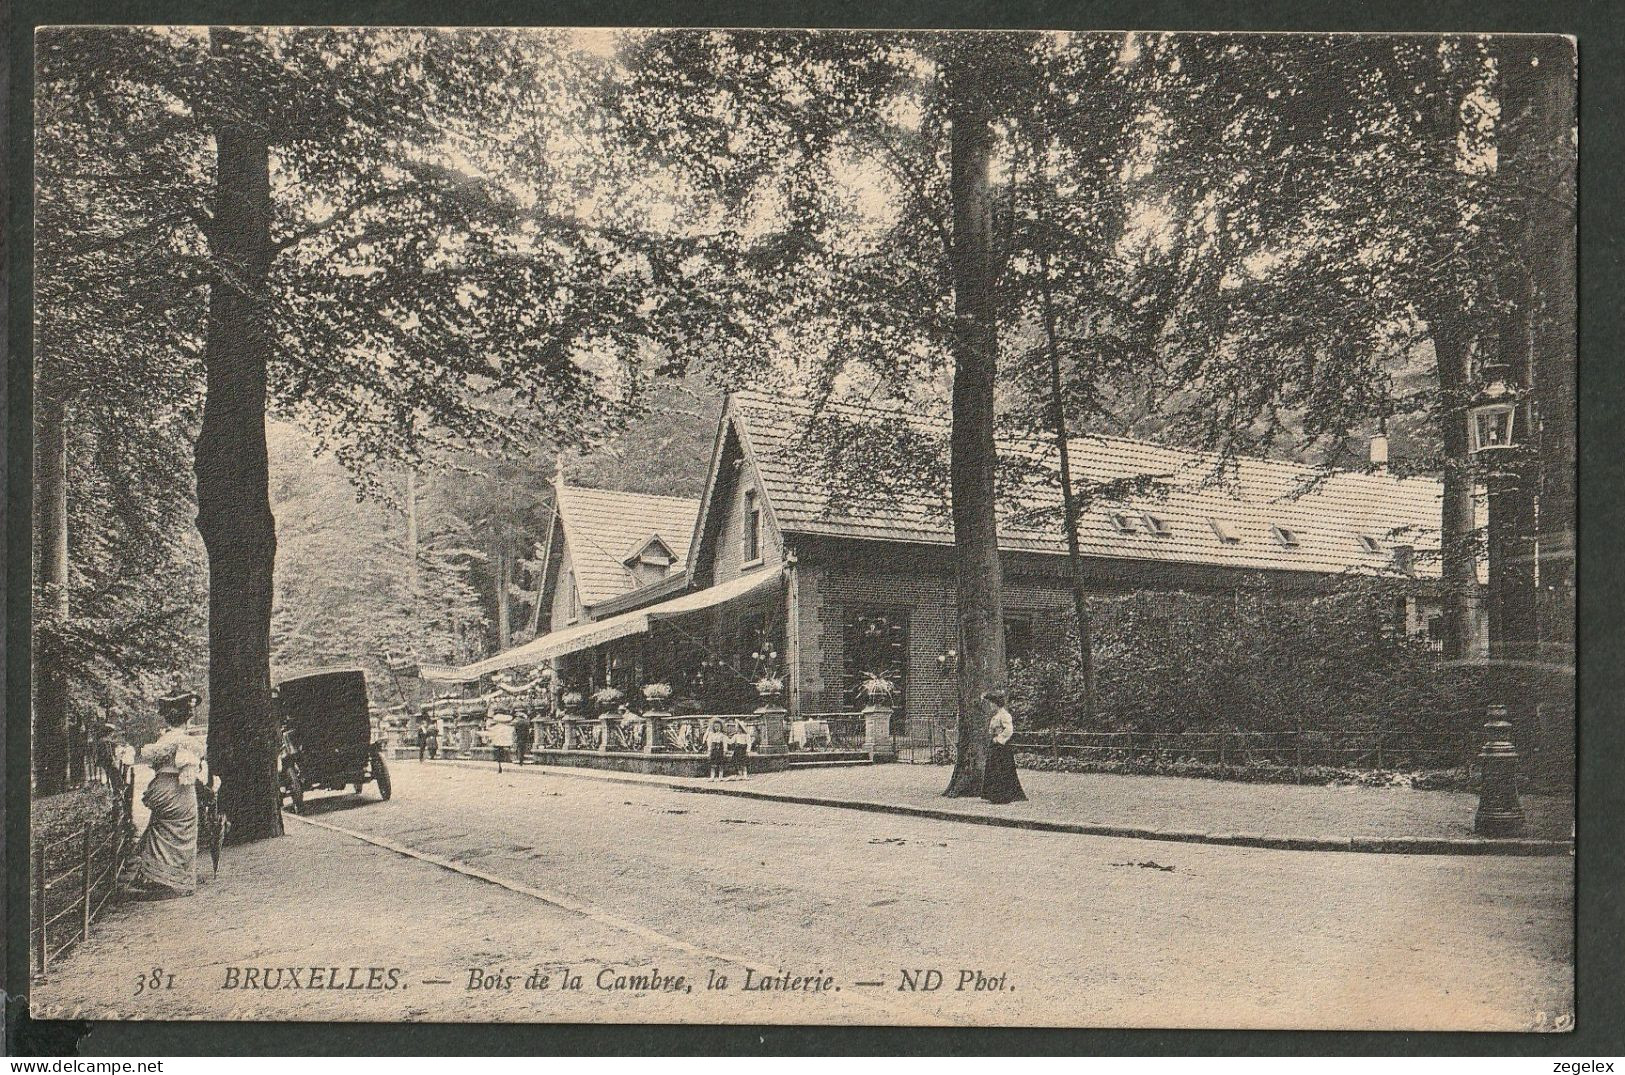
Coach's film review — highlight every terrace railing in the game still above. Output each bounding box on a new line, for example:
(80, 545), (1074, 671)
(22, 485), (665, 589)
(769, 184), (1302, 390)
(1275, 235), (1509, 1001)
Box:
(791, 712), (869, 752)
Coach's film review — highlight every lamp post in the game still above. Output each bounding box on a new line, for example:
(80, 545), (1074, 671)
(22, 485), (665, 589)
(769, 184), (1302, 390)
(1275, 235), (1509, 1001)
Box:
(1467, 362), (1534, 837)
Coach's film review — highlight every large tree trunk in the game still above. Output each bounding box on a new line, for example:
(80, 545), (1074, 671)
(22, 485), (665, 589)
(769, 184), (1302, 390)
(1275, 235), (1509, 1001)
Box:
(1487, 38), (1573, 742)
(33, 392), (71, 795)
(942, 63), (1008, 798)
(1504, 39), (1577, 666)
(198, 30), (282, 842)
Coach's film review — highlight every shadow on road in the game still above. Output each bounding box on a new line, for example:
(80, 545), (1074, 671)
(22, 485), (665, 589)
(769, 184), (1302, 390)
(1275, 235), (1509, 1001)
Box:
(288, 791), (385, 818)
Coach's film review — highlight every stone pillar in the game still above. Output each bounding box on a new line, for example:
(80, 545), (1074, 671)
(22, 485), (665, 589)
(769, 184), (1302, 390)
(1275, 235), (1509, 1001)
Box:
(597, 715), (614, 753)
(863, 704), (894, 754)
(644, 711), (668, 754)
(1474, 707), (1527, 837)
(754, 702), (788, 755)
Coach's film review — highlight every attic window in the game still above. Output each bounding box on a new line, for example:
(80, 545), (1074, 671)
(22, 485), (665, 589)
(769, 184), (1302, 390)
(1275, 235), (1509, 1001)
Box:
(1270, 524), (1301, 549)
(1356, 534), (1384, 554)
(1208, 518), (1241, 544)
(1141, 512), (1172, 537)
(742, 488), (762, 563)
(1109, 512), (1138, 534)
(1392, 543), (1416, 575)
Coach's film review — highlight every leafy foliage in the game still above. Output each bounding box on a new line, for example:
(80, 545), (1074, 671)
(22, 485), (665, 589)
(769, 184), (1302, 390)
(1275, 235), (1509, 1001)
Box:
(1009, 577), (1487, 737)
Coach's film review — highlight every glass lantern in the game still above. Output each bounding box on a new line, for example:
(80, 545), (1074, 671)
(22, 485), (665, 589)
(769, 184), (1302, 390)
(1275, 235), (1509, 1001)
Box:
(1467, 369), (1517, 455)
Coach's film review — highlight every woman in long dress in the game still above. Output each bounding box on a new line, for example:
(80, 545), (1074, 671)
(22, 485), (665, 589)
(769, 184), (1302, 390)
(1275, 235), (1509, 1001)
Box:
(981, 690), (1027, 804)
(130, 689), (205, 898)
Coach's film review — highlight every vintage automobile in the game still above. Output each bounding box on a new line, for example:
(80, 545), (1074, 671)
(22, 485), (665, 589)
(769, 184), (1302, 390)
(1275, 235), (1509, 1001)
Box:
(275, 669), (392, 813)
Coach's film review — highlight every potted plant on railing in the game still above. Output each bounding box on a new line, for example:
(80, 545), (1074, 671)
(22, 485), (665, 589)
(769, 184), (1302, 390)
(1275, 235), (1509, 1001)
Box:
(591, 687), (624, 752)
(558, 690), (585, 748)
(754, 674), (786, 705)
(752, 674), (789, 756)
(641, 683), (673, 755)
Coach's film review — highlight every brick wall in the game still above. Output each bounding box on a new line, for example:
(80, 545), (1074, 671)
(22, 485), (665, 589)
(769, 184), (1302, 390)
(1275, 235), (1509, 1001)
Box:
(710, 450), (782, 585)
(549, 535), (578, 631)
(792, 556), (1072, 739)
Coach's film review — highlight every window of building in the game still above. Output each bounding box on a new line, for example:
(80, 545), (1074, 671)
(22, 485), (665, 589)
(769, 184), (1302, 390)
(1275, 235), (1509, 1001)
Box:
(1004, 616), (1035, 663)
(1392, 544), (1416, 574)
(743, 488), (762, 564)
(1109, 511), (1138, 534)
(1208, 517), (1241, 544)
(1141, 512), (1172, 537)
(1356, 533), (1383, 554)
(1270, 524), (1301, 548)
(843, 608), (909, 722)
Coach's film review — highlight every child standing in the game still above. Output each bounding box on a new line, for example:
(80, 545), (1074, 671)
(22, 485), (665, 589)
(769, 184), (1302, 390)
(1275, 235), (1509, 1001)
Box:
(704, 719), (728, 781)
(728, 719), (751, 780)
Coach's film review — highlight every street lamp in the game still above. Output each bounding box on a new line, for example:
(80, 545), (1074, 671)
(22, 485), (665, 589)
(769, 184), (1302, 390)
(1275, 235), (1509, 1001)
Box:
(1468, 360), (1532, 839)
(1467, 362), (1518, 456)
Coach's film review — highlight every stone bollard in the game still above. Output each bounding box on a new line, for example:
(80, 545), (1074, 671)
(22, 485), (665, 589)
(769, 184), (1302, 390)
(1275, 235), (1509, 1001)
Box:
(754, 703), (788, 755)
(1474, 706), (1527, 838)
(862, 704), (894, 755)
(644, 711), (668, 754)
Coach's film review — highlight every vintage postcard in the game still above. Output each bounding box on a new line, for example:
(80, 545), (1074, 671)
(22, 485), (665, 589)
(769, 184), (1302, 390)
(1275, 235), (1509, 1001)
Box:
(25, 26), (1575, 1031)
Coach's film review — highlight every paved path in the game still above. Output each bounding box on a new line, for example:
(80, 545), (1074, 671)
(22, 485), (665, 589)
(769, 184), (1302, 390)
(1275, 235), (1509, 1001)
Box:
(33, 762), (1573, 1030)
(433, 757), (1574, 850)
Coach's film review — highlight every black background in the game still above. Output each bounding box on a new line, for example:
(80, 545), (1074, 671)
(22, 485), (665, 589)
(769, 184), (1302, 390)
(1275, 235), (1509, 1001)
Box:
(5, 0), (1619, 1057)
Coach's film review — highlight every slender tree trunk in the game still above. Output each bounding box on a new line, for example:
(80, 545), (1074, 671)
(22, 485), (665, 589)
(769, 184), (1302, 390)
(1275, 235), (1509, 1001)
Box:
(198, 30), (281, 842)
(495, 544), (512, 650)
(943, 62), (1008, 798)
(1034, 211), (1098, 720)
(33, 393), (71, 794)
(1425, 306), (1480, 662)
(405, 468), (420, 597)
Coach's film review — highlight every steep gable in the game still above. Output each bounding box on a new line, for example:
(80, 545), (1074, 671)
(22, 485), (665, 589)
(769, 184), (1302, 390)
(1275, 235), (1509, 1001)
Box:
(551, 483), (700, 609)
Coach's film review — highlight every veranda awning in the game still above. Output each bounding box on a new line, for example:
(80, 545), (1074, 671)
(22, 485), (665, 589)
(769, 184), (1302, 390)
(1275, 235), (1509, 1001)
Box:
(443, 567), (784, 681)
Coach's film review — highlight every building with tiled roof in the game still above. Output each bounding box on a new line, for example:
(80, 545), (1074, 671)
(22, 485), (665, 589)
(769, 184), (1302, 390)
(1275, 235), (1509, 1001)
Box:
(539, 482), (699, 623)
(449, 389), (1483, 745)
(713, 390), (1452, 579)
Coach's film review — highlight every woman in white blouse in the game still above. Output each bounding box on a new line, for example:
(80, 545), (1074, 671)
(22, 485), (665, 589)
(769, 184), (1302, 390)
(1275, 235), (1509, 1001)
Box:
(980, 690), (1027, 804)
(129, 688), (207, 898)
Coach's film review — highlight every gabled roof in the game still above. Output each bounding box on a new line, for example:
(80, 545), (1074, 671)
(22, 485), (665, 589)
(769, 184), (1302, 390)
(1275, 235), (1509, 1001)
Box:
(554, 483), (700, 607)
(718, 390), (1452, 579)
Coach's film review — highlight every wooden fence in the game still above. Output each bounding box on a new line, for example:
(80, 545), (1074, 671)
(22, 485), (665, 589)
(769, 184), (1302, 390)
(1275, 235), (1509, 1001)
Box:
(31, 765), (137, 980)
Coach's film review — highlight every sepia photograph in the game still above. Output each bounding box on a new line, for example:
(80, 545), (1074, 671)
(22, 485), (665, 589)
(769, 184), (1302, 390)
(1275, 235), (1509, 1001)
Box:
(22, 24), (1576, 1034)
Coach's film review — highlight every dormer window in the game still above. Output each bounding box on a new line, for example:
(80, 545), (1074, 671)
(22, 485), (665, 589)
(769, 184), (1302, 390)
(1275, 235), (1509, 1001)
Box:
(1270, 524), (1301, 548)
(1392, 544), (1416, 575)
(1109, 512), (1138, 534)
(1356, 533), (1383, 554)
(1208, 518), (1241, 544)
(742, 488), (763, 564)
(624, 535), (677, 587)
(1141, 512), (1172, 537)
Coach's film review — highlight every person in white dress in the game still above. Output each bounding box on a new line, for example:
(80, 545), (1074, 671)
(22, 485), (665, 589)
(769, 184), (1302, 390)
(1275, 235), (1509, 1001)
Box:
(130, 688), (206, 898)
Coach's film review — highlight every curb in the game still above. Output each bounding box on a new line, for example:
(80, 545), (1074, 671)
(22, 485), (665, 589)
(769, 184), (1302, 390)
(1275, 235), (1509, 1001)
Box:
(418, 758), (1573, 858)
